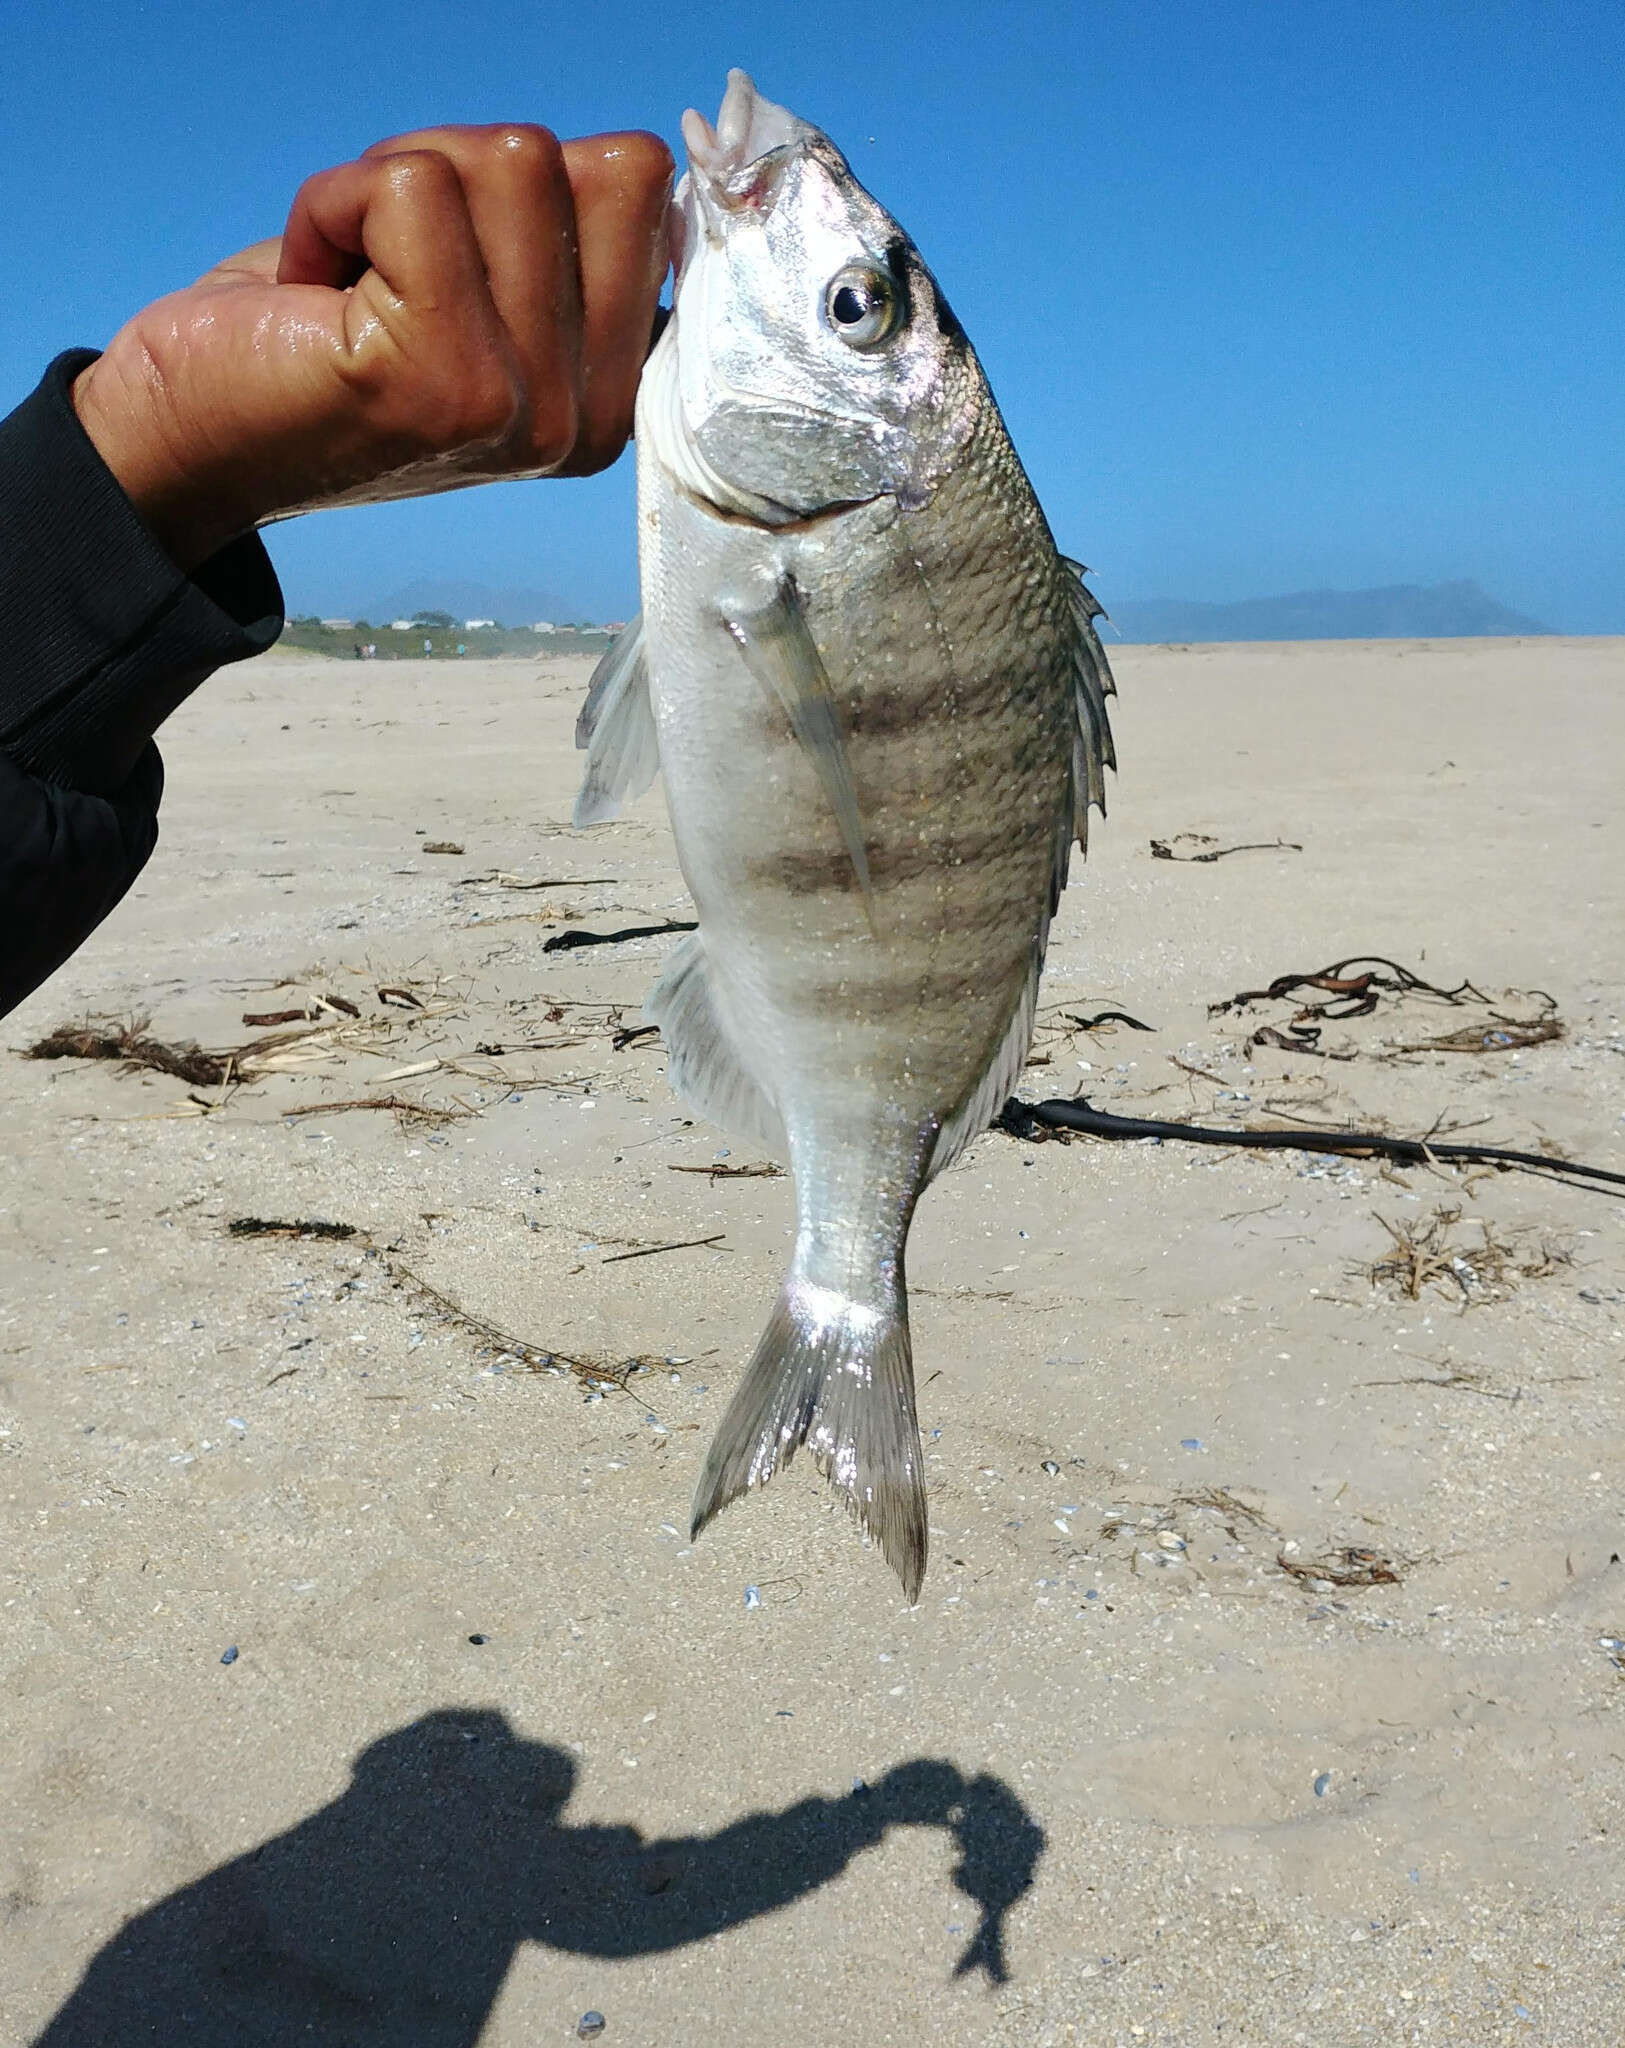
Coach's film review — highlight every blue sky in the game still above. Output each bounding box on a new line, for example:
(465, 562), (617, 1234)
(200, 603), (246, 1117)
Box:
(3, 1), (1619, 629)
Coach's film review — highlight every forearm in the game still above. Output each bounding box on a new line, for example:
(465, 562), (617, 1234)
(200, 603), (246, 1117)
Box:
(0, 352), (284, 1017)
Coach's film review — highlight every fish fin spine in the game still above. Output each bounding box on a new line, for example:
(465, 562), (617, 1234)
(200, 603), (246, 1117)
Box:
(1058, 555), (1117, 851)
(691, 1276), (926, 1602)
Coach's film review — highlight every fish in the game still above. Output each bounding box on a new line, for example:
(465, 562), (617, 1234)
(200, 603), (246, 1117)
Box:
(574, 71), (1115, 1600)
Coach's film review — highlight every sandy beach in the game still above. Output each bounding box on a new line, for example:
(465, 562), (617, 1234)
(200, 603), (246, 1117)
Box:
(3, 633), (1622, 2045)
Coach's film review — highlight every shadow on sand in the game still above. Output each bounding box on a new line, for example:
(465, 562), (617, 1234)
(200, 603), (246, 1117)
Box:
(34, 1707), (1044, 2045)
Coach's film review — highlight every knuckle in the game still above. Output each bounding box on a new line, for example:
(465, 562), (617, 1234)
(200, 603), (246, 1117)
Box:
(526, 386), (580, 470)
(489, 122), (563, 178)
(458, 362), (525, 446)
(616, 129), (676, 189)
(378, 147), (459, 200)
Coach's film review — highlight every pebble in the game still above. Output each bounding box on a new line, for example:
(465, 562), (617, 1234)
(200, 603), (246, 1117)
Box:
(468, 1633), (487, 1646)
(1157, 1532), (1187, 1553)
(852, 1776), (869, 1796)
(220, 1645), (239, 1666)
(1041, 1459), (1059, 1475)
(1313, 1771), (1332, 1798)
(743, 1584), (761, 1610)
(577, 2013), (606, 2039)
(1180, 1437), (1204, 1451)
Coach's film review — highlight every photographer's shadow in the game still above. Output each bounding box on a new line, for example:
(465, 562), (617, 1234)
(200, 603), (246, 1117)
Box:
(35, 1708), (1044, 2046)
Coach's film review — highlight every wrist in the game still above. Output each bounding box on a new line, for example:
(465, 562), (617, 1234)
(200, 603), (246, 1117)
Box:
(71, 357), (247, 575)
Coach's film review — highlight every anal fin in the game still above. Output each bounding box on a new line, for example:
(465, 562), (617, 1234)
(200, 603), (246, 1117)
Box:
(644, 933), (786, 1156)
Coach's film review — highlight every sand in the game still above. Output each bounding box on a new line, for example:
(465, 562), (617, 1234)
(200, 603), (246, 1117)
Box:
(3, 635), (1622, 2046)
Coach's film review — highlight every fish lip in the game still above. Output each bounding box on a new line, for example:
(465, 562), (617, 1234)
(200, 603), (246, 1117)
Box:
(677, 69), (816, 253)
(682, 68), (809, 191)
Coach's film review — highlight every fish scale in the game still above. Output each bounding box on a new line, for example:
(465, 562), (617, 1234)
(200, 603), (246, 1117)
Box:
(574, 70), (1114, 1599)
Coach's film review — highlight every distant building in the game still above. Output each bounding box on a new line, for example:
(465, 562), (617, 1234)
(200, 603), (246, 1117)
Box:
(320, 618), (354, 629)
(530, 621), (555, 633)
(463, 618), (496, 630)
(602, 621), (628, 634)
(390, 619), (414, 631)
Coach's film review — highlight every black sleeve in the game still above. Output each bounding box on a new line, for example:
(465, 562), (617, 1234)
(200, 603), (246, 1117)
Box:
(0, 350), (284, 1019)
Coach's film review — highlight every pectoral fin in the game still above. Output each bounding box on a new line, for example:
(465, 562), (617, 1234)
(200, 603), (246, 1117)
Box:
(573, 614), (660, 827)
(718, 576), (875, 923)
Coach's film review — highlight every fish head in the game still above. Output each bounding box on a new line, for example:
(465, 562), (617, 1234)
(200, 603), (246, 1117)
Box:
(652, 70), (980, 521)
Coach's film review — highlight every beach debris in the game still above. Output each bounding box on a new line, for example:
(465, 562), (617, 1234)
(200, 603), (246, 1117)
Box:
(577, 2014), (606, 2040)
(220, 1645), (239, 1665)
(461, 871), (620, 890)
(1366, 1205), (1571, 1304)
(1312, 1771), (1333, 1797)
(1212, 956), (1491, 1022)
(611, 1023), (661, 1050)
(1065, 1008), (1156, 1033)
(668, 1160), (785, 1180)
(420, 840), (465, 855)
(1207, 954), (1563, 1061)
(228, 1217), (357, 1242)
(744, 1584), (762, 1610)
(25, 1021), (231, 1087)
(1389, 1011), (1563, 1055)
(1277, 1547), (1402, 1588)
(241, 1007), (316, 1027)
(543, 920), (698, 954)
(278, 1093), (469, 1127)
(601, 1233), (728, 1265)
(467, 1633), (488, 1645)
(1150, 832), (1301, 862)
(993, 1095), (1625, 1195)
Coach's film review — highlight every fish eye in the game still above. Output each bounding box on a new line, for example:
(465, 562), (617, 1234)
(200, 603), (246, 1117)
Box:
(824, 265), (903, 349)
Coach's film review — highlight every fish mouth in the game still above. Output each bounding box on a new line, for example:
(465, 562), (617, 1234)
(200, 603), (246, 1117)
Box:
(681, 69), (809, 196)
(674, 70), (815, 264)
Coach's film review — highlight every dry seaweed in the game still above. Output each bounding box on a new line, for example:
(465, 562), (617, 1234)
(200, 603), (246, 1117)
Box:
(601, 1232), (728, 1264)
(612, 1023), (662, 1051)
(1277, 1547), (1402, 1588)
(1151, 834), (1302, 862)
(543, 920), (698, 954)
(1366, 1205), (1571, 1303)
(1066, 1009), (1156, 1033)
(385, 1261), (663, 1399)
(994, 1095), (1625, 1197)
(279, 1094), (470, 1127)
(228, 1217), (357, 1241)
(25, 1022), (230, 1087)
(668, 1161), (785, 1180)
(1391, 1014), (1563, 1055)
(1212, 956), (1489, 1019)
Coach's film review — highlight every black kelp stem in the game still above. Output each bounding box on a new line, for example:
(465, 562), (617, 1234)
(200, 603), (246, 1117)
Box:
(994, 1097), (1625, 1195)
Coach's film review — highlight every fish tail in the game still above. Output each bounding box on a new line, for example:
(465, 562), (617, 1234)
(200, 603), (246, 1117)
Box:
(690, 1275), (926, 1602)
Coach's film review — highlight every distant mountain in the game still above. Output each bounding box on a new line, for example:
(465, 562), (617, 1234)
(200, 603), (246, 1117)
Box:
(1106, 580), (1553, 643)
(364, 577), (586, 627)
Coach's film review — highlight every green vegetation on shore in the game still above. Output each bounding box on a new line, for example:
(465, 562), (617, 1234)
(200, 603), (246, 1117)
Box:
(281, 616), (617, 659)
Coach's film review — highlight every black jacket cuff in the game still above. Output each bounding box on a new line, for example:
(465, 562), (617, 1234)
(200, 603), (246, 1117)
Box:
(0, 349), (284, 795)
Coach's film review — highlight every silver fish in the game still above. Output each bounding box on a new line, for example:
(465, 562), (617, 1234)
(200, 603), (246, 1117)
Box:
(574, 71), (1115, 1600)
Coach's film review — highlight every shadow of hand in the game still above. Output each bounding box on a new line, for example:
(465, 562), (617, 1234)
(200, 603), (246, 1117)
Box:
(872, 1760), (1046, 1983)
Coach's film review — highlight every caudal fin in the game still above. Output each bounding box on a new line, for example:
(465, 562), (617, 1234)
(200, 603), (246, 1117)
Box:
(690, 1279), (927, 1601)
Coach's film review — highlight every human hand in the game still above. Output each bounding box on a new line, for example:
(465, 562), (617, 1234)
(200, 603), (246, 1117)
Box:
(72, 123), (673, 571)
